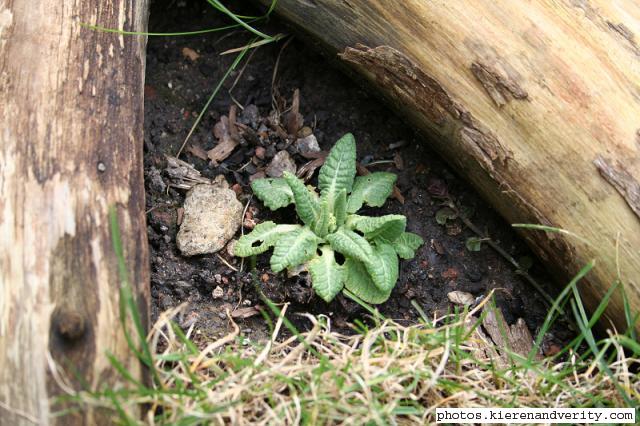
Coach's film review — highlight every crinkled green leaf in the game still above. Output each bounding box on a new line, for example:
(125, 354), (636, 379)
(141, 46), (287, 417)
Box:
(391, 232), (424, 259)
(343, 258), (392, 304)
(346, 214), (406, 242)
(250, 178), (293, 210)
(346, 172), (397, 213)
(365, 242), (399, 292)
(312, 194), (333, 238)
(283, 171), (320, 227)
(270, 227), (320, 273)
(235, 221), (301, 257)
(325, 228), (374, 263)
(319, 133), (356, 217)
(327, 229), (398, 292)
(333, 189), (347, 229)
(308, 245), (344, 303)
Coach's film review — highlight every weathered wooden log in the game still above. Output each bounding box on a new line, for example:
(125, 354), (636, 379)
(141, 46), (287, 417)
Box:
(0, 1), (149, 424)
(264, 0), (640, 333)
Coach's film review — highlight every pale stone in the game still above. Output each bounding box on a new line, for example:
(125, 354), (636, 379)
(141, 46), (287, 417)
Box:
(176, 177), (243, 256)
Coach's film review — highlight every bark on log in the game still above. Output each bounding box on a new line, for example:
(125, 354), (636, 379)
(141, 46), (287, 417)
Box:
(0, 1), (149, 424)
(264, 0), (640, 333)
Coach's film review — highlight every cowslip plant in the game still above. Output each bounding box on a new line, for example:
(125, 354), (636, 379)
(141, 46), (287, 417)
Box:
(235, 133), (424, 304)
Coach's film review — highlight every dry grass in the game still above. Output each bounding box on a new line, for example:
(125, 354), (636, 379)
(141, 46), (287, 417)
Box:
(73, 298), (639, 425)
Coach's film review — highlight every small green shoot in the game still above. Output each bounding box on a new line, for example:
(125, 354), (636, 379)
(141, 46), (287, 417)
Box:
(465, 236), (485, 252)
(235, 134), (424, 304)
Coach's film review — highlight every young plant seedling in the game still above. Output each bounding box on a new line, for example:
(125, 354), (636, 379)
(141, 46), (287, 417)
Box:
(235, 133), (424, 304)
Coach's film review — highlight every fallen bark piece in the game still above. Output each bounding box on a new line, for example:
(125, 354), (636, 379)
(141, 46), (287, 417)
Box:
(186, 143), (209, 161)
(285, 88), (304, 136)
(482, 305), (539, 365)
(177, 177), (243, 256)
(165, 155), (211, 189)
(465, 307), (540, 369)
(208, 113), (240, 166)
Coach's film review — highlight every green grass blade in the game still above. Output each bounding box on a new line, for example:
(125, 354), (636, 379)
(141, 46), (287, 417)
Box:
(620, 282), (639, 341)
(109, 207), (160, 385)
(176, 38), (255, 157)
(206, 0), (274, 40)
(79, 21), (252, 37)
(569, 290), (635, 406)
(529, 261), (594, 362)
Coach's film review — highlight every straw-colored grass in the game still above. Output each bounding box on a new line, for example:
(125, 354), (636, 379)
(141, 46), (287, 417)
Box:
(71, 293), (639, 425)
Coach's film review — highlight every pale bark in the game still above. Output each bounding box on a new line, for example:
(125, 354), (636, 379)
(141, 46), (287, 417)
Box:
(0, 1), (149, 424)
(264, 0), (640, 333)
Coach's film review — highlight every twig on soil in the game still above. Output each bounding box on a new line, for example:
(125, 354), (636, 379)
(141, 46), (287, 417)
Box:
(236, 159), (253, 172)
(448, 201), (559, 312)
(239, 195), (253, 272)
(364, 160), (395, 167)
(271, 37), (294, 114)
(216, 254), (238, 272)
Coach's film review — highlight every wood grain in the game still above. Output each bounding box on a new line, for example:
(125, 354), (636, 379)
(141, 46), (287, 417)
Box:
(0, 1), (150, 424)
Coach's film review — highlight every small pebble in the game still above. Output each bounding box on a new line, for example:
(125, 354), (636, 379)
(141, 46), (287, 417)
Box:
(295, 134), (320, 155)
(212, 286), (224, 299)
(448, 291), (475, 306)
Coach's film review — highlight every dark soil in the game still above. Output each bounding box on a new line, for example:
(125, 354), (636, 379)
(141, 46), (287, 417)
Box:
(144, 1), (567, 347)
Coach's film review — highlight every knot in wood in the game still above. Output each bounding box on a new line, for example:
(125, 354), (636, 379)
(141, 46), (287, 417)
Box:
(52, 309), (86, 341)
